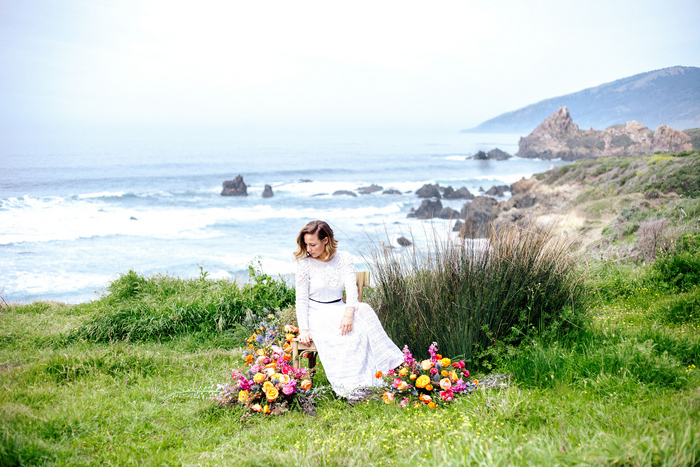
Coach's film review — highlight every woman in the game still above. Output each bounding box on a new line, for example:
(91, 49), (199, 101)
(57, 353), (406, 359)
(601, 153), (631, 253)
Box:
(294, 220), (404, 397)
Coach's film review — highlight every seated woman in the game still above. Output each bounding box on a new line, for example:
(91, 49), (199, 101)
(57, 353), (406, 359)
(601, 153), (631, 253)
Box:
(294, 220), (404, 397)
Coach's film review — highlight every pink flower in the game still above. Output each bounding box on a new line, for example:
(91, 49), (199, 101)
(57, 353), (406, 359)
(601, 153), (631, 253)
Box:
(388, 369), (397, 376)
(453, 379), (467, 393)
(440, 389), (454, 402)
(402, 345), (417, 366)
(399, 398), (409, 408)
(463, 369), (470, 378)
(393, 378), (403, 389)
(430, 367), (438, 375)
(282, 382), (296, 396)
(452, 360), (466, 370)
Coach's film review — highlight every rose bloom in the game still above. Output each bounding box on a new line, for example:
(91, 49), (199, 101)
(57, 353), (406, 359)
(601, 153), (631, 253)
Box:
(283, 354), (292, 362)
(439, 378), (451, 390)
(266, 387), (279, 402)
(282, 383), (296, 396)
(256, 349), (266, 356)
(430, 367), (438, 375)
(415, 375), (430, 388)
(399, 367), (409, 377)
(382, 392), (395, 404)
(450, 370), (459, 383)
(265, 367), (276, 377)
(393, 378), (403, 389)
(440, 389), (454, 402)
(421, 360), (433, 371)
(419, 394), (432, 404)
(398, 381), (409, 391)
(441, 358), (451, 367)
(253, 373), (266, 384)
(238, 390), (250, 403)
(301, 380), (312, 391)
(251, 404), (263, 412)
(263, 381), (274, 392)
(278, 374), (290, 385)
(410, 374), (417, 380)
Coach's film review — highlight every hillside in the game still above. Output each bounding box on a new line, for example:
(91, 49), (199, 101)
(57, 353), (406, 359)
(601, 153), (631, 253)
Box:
(464, 66), (700, 134)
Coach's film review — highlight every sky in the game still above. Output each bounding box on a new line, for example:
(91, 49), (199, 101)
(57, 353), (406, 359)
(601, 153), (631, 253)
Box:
(1, 0), (699, 143)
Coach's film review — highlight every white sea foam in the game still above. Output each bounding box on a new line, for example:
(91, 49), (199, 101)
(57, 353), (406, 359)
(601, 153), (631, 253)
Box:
(444, 155), (467, 161)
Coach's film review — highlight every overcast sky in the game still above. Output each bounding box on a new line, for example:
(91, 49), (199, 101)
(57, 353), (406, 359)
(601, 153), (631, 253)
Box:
(1, 0), (699, 140)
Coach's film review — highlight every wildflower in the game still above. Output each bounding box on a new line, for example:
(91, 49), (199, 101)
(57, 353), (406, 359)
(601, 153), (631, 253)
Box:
(439, 378), (451, 390)
(402, 345), (417, 366)
(415, 375), (430, 388)
(284, 324), (299, 333)
(266, 387), (279, 402)
(473, 379), (479, 385)
(382, 392), (395, 404)
(375, 371), (383, 379)
(253, 373), (266, 384)
(267, 313), (275, 319)
(285, 333), (295, 342)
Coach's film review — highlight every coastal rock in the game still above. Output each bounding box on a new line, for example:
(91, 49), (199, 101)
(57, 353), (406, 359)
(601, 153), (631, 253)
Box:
(472, 150), (489, 160)
(357, 184), (383, 195)
(332, 190), (358, 197)
(262, 185), (274, 198)
(409, 199), (443, 219)
(485, 185), (509, 197)
(437, 207), (461, 220)
(459, 196), (498, 236)
(397, 236), (412, 247)
(382, 188), (402, 195)
(487, 148), (512, 160)
(221, 175), (248, 196)
(452, 220), (464, 232)
(416, 184), (441, 199)
(517, 106), (693, 160)
(443, 186), (475, 200)
(510, 176), (537, 196)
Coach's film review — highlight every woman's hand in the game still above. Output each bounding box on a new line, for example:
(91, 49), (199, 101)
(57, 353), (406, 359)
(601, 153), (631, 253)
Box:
(298, 329), (312, 346)
(340, 308), (354, 336)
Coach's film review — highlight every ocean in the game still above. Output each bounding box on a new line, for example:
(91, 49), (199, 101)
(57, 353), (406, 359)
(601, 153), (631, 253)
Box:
(1, 128), (564, 304)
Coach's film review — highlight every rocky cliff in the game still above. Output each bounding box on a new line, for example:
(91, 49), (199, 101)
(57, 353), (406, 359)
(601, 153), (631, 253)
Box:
(517, 107), (692, 160)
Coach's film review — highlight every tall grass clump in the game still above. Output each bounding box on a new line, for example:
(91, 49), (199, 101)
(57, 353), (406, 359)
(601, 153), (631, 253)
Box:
(71, 264), (294, 342)
(365, 221), (584, 366)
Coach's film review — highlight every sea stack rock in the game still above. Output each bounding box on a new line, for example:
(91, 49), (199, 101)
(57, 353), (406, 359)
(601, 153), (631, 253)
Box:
(416, 184), (441, 199)
(332, 190), (358, 197)
(262, 185), (274, 198)
(221, 175), (248, 196)
(357, 184), (383, 194)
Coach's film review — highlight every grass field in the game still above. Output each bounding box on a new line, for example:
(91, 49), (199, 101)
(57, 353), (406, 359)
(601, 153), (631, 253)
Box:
(2, 257), (699, 466)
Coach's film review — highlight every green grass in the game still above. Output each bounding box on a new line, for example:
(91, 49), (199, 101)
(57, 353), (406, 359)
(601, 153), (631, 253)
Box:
(2, 255), (700, 465)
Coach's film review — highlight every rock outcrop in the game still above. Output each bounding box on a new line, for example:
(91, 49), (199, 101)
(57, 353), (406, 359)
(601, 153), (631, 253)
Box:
(333, 190), (357, 197)
(416, 184), (441, 198)
(382, 188), (402, 195)
(469, 149), (512, 160)
(408, 199), (443, 219)
(262, 185), (274, 198)
(222, 175), (248, 196)
(443, 186), (475, 200)
(485, 185), (509, 197)
(458, 197), (498, 236)
(357, 184), (383, 195)
(397, 236), (412, 247)
(518, 106), (692, 160)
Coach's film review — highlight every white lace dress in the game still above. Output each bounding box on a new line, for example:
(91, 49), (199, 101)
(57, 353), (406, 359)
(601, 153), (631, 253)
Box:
(295, 251), (404, 397)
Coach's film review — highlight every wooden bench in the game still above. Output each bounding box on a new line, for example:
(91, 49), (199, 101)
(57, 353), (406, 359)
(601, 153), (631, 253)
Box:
(291, 270), (370, 370)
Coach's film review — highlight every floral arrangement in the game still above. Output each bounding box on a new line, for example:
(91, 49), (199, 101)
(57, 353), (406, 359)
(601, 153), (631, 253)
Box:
(214, 315), (314, 415)
(376, 342), (478, 409)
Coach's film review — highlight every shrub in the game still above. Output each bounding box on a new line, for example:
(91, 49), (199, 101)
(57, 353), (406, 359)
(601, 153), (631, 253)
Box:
(364, 221), (585, 367)
(652, 251), (700, 292)
(71, 265), (295, 342)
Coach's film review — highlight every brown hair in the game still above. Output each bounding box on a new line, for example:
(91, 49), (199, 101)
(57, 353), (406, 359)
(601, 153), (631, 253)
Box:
(294, 220), (338, 261)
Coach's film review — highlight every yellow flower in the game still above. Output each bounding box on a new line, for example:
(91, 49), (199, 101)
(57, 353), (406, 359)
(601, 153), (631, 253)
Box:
(256, 349), (265, 356)
(439, 378), (451, 390)
(278, 374), (290, 385)
(421, 360), (433, 371)
(409, 374), (417, 380)
(251, 404), (262, 412)
(266, 387), (279, 402)
(253, 373), (266, 384)
(415, 375), (430, 389)
(425, 384), (434, 392)
(419, 394), (432, 404)
(265, 367), (276, 377)
(449, 370), (458, 383)
(441, 358), (451, 367)
(382, 392), (395, 404)
(398, 381), (409, 390)
(428, 402), (436, 409)
(399, 367), (409, 377)
(263, 404), (271, 414)
(263, 381), (274, 392)
(441, 370), (449, 377)
(238, 390), (250, 403)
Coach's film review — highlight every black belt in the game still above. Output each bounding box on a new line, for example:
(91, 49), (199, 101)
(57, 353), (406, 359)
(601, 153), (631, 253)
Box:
(309, 298), (343, 304)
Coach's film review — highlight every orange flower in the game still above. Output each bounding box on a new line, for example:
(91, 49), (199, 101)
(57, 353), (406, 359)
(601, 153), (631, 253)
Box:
(253, 373), (266, 384)
(285, 333), (295, 342)
(441, 370), (449, 377)
(263, 404), (271, 414)
(415, 375), (430, 389)
(266, 387), (279, 402)
(375, 371), (383, 379)
(419, 394), (432, 404)
(449, 370), (458, 383)
(382, 392), (395, 404)
(301, 380), (312, 391)
(399, 367), (409, 377)
(436, 354), (442, 360)
(425, 384), (434, 392)
(473, 379), (479, 385)
(251, 404), (262, 412)
(265, 362), (277, 368)
(283, 354), (291, 361)
(245, 354), (254, 364)
(278, 374), (290, 385)
(238, 390), (250, 403)
(283, 343), (292, 352)
(397, 381), (409, 390)
(428, 402), (436, 409)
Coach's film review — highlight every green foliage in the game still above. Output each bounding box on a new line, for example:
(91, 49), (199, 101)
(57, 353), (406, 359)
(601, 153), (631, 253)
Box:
(365, 222), (585, 367)
(652, 251), (700, 292)
(71, 263), (294, 342)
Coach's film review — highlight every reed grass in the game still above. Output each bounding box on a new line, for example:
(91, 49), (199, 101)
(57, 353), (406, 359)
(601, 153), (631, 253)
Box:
(364, 221), (585, 365)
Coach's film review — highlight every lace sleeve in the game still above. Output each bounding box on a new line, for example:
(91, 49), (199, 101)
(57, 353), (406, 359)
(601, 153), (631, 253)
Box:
(295, 260), (310, 330)
(343, 252), (359, 309)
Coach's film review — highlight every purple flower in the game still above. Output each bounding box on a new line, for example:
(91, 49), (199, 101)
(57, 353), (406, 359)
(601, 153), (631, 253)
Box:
(428, 342), (438, 362)
(402, 345), (417, 366)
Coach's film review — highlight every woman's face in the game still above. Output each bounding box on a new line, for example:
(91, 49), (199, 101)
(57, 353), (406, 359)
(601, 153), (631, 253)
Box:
(304, 233), (328, 260)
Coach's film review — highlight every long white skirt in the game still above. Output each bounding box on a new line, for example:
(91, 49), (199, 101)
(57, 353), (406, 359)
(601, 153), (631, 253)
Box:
(308, 301), (404, 397)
